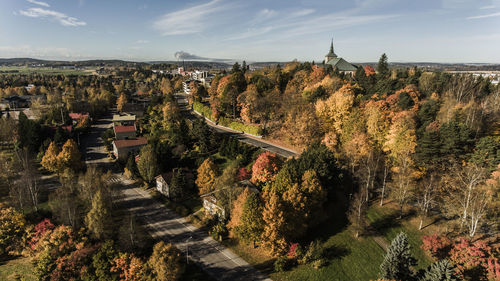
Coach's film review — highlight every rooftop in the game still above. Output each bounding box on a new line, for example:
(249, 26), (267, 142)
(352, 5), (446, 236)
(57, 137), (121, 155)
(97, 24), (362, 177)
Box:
(112, 114), (136, 122)
(113, 137), (147, 148)
(114, 125), (136, 133)
(69, 112), (89, 120)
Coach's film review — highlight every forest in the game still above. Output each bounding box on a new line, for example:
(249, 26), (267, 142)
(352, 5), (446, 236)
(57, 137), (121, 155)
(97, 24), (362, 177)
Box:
(0, 54), (499, 281)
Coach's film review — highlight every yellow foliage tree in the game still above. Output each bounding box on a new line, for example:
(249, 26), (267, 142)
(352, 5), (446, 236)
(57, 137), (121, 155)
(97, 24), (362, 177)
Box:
(261, 191), (287, 256)
(195, 158), (218, 195)
(58, 139), (82, 171)
(117, 93), (127, 113)
(315, 84), (355, 135)
(41, 141), (61, 173)
(148, 241), (183, 281)
(227, 188), (250, 238)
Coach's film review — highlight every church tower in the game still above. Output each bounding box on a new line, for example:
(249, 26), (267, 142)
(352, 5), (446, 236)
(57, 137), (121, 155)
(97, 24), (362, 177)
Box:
(324, 39), (337, 64)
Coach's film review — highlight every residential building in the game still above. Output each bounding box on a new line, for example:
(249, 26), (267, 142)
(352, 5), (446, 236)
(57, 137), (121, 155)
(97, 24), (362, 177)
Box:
(155, 172), (173, 198)
(202, 195), (225, 219)
(114, 125), (136, 140)
(112, 113), (136, 126)
(112, 137), (147, 160)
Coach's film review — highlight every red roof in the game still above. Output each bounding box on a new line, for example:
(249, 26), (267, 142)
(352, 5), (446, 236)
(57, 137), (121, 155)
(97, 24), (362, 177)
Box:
(114, 125), (136, 133)
(69, 112), (89, 120)
(113, 137), (147, 149)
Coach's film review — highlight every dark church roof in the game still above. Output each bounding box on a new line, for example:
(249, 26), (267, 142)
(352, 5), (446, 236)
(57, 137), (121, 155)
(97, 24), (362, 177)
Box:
(324, 40), (357, 72)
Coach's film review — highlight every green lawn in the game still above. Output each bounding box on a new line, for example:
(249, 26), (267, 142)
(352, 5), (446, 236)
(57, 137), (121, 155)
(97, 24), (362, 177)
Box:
(271, 229), (386, 281)
(0, 256), (36, 281)
(225, 201), (433, 281)
(366, 204), (432, 270)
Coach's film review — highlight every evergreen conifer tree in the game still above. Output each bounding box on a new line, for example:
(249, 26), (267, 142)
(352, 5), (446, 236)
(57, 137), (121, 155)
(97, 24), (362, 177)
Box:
(380, 232), (417, 281)
(420, 260), (459, 281)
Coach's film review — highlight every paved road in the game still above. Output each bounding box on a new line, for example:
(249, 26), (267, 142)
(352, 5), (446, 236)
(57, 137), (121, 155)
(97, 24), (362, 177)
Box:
(175, 93), (298, 158)
(82, 114), (271, 281)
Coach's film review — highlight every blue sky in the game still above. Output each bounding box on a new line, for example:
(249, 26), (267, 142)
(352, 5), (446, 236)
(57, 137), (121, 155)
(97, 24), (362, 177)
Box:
(1, 0), (500, 63)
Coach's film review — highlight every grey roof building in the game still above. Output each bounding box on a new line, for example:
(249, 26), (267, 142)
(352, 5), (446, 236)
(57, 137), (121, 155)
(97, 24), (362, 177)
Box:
(323, 40), (357, 73)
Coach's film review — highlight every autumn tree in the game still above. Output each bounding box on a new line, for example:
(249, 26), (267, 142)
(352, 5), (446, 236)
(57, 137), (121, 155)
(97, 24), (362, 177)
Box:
(261, 191), (287, 256)
(117, 93), (128, 112)
(445, 162), (489, 236)
(251, 152), (282, 185)
(85, 189), (112, 240)
(0, 205), (26, 255)
(347, 189), (367, 238)
(118, 213), (149, 253)
(196, 158), (218, 195)
(148, 241), (184, 281)
(111, 253), (148, 281)
(383, 111), (417, 218)
(137, 145), (159, 184)
(91, 240), (119, 281)
(415, 172), (439, 230)
(49, 171), (82, 228)
(41, 141), (61, 173)
(238, 192), (264, 247)
(58, 139), (83, 171)
(16, 148), (40, 211)
(227, 188), (250, 238)
(315, 84), (356, 136)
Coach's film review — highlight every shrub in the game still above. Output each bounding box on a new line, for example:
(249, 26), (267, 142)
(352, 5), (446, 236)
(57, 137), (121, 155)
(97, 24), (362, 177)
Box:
(193, 101), (212, 118)
(274, 256), (289, 272)
(28, 218), (55, 250)
(209, 221), (228, 241)
(301, 240), (324, 264)
(449, 237), (491, 280)
(421, 234), (451, 259)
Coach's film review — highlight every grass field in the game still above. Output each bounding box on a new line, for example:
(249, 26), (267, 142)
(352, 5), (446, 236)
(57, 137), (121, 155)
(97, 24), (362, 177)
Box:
(0, 66), (93, 76)
(366, 203), (433, 270)
(225, 200), (434, 281)
(0, 256), (36, 281)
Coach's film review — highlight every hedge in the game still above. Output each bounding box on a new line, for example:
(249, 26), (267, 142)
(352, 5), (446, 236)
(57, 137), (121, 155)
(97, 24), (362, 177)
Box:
(192, 101), (262, 136)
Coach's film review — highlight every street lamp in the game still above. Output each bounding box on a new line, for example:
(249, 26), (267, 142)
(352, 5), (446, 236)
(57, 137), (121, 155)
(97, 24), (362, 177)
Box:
(186, 236), (193, 264)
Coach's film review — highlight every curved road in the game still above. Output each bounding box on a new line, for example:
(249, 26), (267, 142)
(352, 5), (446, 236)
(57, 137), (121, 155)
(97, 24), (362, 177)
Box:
(175, 93), (298, 158)
(81, 114), (271, 281)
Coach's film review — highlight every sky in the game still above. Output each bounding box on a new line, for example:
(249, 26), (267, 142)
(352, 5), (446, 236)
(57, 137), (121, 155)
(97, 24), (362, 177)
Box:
(1, 0), (500, 63)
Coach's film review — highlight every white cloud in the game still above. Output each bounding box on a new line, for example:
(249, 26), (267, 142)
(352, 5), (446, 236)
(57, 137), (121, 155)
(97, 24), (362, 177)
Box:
(27, 0), (50, 7)
(18, 7), (86, 27)
(225, 6), (397, 42)
(467, 11), (500, 19)
(135, 40), (149, 44)
(479, 5), (496, 9)
(153, 0), (233, 35)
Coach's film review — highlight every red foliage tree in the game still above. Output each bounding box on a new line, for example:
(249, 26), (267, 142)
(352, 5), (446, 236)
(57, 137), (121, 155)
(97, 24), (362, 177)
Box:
(287, 243), (299, 259)
(111, 253), (147, 281)
(421, 234), (451, 259)
(29, 218), (56, 250)
(251, 152), (282, 185)
(51, 245), (98, 281)
(449, 237), (491, 280)
(364, 65), (375, 76)
(237, 167), (251, 181)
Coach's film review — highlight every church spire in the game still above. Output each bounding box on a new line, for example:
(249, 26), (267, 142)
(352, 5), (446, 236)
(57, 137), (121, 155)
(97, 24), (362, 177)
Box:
(330, 39), (334, 54)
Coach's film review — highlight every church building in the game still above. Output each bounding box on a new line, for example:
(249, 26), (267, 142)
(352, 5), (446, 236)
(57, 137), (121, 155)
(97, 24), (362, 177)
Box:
(323, 40), (357, 74)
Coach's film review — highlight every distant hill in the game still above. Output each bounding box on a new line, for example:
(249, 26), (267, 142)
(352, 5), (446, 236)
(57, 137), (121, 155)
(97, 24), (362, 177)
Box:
(1, 58), (499, 72)
(148, 61), (231, 69)
(0, 58), (146, 67)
